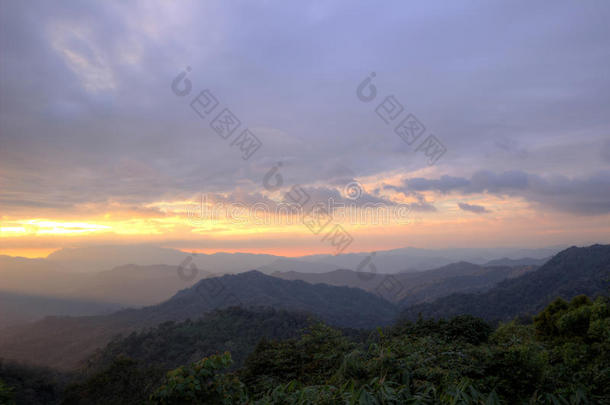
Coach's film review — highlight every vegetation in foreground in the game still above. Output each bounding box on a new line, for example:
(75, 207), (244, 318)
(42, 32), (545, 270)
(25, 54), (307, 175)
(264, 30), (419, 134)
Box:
(4, 295), (606, 404)
(148, 295), (609, 404)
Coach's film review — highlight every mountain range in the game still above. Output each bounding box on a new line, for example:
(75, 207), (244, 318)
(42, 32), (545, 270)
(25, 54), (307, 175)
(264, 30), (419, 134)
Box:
(401, 244), (610, 321)
(0, 244), (560, 314)
(0, 292), (121, 330)
(39, 245), (561, 274)
(0, 244), (606, 372)
(0, 271), (396, 370)
(273, 261), (536, 303)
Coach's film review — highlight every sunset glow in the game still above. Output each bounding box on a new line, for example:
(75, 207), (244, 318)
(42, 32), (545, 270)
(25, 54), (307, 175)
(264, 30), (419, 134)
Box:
(1, 1), (609, 259)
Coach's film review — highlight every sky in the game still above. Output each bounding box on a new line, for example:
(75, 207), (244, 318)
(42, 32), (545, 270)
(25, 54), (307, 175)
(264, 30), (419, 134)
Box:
(1, 0), (609, 258)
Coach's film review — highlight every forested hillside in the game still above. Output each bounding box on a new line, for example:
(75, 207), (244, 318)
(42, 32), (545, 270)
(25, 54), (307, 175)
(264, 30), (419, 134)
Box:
(401, 245), (610, 321)
(161, 270), (398, 329)
(0, 271), (397, 370)
(3, 295), (607, 404)
(84, 308), (316, 373)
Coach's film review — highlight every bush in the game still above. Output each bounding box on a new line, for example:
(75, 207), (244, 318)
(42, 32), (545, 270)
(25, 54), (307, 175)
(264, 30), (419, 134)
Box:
(150, 352), (246, 405)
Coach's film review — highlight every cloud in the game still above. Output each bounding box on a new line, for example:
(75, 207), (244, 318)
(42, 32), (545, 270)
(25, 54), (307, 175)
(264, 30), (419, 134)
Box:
(381, 184), (436, 212)
(400, 171), (529, 194)
(602, 139), (610, 163)
(398, 170), (610, 215)
(178, 185), (400, 216)
(458, 202), (490, 214)
(49, 22), (116, 92)
(301, 186), (397, 207)
(1, 0), (609, 230)
(396, 176), (470, 194)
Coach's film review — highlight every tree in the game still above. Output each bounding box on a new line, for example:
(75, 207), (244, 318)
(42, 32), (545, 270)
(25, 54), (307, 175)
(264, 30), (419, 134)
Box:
(150, 352), (246, 405)
(0, 378), (15, 405)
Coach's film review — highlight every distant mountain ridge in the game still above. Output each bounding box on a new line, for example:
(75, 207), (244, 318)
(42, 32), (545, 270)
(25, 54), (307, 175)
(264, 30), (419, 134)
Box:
(293, 246), (562, 273)
(150, 270), (398, 329)
(483, 257), (550, 267)
(401, 244), (610, 322)
(0, 244), (598, 371)
(1, 244), (559, 312)
(45, 246), (281, 274)
(0, 291), (122, 330)
(3, 244), (561, 275)
(273, 262), (537, 304)
(0, 260), (206, 306)
(0, 271), (397, 370)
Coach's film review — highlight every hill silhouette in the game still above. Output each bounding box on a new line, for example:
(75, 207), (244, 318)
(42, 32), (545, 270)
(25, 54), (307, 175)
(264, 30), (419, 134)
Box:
(0, 271), (397, 370)
(401, 244), (610, 321)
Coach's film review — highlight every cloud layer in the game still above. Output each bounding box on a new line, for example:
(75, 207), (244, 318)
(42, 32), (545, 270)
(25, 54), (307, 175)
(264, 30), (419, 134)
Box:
(1, 1), (609, 254)
(397, 171), (610, 215)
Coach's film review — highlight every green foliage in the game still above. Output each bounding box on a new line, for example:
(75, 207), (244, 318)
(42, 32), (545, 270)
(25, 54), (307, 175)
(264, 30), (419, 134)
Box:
(0, 378), (15, 405)
(4, 294), (609, 404)
(534, 295), (609, 343)
(533, 297), (570, 338)
(446, 315), (493, 344)
(150, 352), (246, 405)
(149, 296), (609, 404)
(240, 322), (354, 395)
(86, 307), (314, 373)
(248, 378), (505, 404)
(533, 296), (610, 400)
(391, 314), (492, 346)
(61, 356), (163, 405)
(0, 360), (65, 405)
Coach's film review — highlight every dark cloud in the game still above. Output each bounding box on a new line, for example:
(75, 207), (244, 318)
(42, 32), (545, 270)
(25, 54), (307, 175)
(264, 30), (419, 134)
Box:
(190, 185), (397, 210)
(397, 176), (471, 194)
(399, 171), (529, 195)
(458, 202), (490, 214)
(408, 195), (437, 212)
(298, 186), (397, 208)
(399, 170), (610, 215)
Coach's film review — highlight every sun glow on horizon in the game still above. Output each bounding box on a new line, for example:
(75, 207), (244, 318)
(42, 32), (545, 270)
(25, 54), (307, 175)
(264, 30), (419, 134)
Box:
(1, 190), (609, 259)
